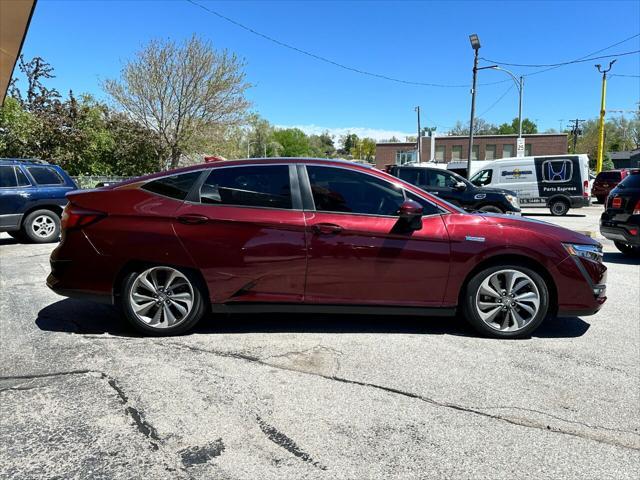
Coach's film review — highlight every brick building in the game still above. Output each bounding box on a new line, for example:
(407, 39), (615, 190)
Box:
(374, 133), (568, 170)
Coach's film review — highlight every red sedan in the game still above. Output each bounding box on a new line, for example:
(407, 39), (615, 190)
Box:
(47, 158), (606, 338)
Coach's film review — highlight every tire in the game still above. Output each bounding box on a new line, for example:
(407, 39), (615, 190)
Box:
(477, 205), (503, 214)
(462, 264), (550, 339)
(614, 241), (640, 257)
(120, 266), (206, 336)
(21, 209), (60, 243)
(549, 199), (569, 216)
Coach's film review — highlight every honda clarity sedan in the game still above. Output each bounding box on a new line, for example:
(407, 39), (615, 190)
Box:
(47, 158), (607, 338)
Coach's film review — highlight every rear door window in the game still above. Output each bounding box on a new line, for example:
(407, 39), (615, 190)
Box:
(0, 166), (18, 188)
(16, 167), (31, 186)
(200, 165), (292, 209)
(471, 169), (493, 186)
(396, 168), (427, 187)
(27, 166), (64, 185)
(142, 171), (203, 200)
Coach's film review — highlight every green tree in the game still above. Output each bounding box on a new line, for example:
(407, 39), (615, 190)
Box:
(272, 128), (310, 157)
(104, 35), (250, 169)
(308, 131), (335, 157)
(450, 118), (497, 135)
(497, 117), (538, 135)
(340, 133), (359, 155)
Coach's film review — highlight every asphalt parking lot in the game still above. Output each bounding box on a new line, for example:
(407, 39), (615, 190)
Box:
(1, 205), (638, 479)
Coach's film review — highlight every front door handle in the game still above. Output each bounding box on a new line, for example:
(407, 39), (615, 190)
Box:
(177, 214), (209, 225)
(311, 223), (343, 235)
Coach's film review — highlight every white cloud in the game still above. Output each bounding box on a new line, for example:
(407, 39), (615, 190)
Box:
(276, 124), (414, 146)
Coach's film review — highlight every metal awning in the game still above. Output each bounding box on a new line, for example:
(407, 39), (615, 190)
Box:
(1, 0), (37, 104)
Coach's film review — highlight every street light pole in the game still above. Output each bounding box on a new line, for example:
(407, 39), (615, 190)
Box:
(595, 60), (616, 173)
(415, 106), (422, 163)
(467, 33), (481, 179)
(489, 66), (524, 154)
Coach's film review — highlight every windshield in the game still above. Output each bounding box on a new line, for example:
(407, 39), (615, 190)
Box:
(470, 169), (492, 187)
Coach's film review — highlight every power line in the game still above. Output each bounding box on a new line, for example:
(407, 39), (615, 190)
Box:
(611, 74), (640, 78)
(482, 49), (639, 68)
(477, 84), (515, 117)
(186, 0), (472, 88)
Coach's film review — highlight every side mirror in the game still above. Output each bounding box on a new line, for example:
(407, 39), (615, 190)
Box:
(396, 200), (423, 231)
(453, 181), (467, 191)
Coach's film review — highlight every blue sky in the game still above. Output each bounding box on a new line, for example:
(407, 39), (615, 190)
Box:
(18, 0), (640, 140)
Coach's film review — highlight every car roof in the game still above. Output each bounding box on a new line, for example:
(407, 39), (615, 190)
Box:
(114, 157), (377, 186)
(0, 158), (51, 166)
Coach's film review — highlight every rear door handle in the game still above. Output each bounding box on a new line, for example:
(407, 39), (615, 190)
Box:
(177, 214), (209, 225)
(311, 223), (343, 235)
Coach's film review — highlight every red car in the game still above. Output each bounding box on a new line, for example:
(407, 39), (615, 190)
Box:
(47, 158), (606, 339)
(592, 169), (631, 204)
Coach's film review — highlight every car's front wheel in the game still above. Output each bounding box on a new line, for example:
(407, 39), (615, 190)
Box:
(121, 266), (206, 335)
(462, 265), (549, 339)
(477, 205), (503, 214)
(614, 241), (640, 257)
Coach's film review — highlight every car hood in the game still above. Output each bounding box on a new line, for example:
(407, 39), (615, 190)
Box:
(477, 213), (599, 246)
(472, 186), (517, 196)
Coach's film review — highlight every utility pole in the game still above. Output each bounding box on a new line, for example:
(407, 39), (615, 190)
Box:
(567, 118), (585, 153)
(595, 60), (616, 173)
(415, 106), (422, 163)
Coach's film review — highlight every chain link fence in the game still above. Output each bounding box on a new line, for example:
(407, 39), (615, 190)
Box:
(72, 176), (136, 189)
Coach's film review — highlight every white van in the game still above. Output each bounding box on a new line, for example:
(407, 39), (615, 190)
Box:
(468, 154), (591, 216)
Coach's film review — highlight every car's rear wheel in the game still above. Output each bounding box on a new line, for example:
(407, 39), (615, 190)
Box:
(22, 209), (60, 243)
(478, 205), (503, 214)
(462, 265), (549, 339)
(121, 266), (206, 335)
(614, 241), (640, 257)
(549, 199), (569, 216)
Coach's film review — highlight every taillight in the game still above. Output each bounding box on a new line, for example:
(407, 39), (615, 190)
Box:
(583, 180), (589, 198)
(634, 200), (640, 215)
(611, 196), (622, 209)
(61, 204), (106, 230)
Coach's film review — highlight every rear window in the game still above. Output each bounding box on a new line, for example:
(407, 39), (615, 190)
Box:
(27, 166), (64, 185)
(596, 171), (621, 181)
(142, 171), (202, 200)
(0, 166), (17, 188)
(619, 172), (640, 188)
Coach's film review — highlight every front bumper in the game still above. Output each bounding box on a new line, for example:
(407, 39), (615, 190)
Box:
(555, 254), (607, 317)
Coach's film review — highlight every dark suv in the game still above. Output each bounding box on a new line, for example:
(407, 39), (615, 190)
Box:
(388, 165), (520, 214)
(600, 170), (640, 256)
(0, 159), (77, 243)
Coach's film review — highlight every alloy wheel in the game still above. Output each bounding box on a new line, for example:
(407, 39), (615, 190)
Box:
(475, 269), (541, 332)
(31, 214), (56, 238)
(129, 267), (194, 328)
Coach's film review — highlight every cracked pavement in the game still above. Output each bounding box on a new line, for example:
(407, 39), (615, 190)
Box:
(1, 207), (639, 479)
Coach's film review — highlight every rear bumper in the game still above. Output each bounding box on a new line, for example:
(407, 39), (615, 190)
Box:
(569, 196), (591, 208)
(600, 215), (640, 245)
(47, 231), (121, 304)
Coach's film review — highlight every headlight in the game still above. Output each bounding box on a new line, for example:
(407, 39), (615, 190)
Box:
(563, 243), (603, 262)
(505, 194), (519, 208)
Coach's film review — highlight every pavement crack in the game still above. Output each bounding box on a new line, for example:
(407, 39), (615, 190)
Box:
(0, 369), (161, 450)
(101, 373), (161, 449)
(160, 341), (640, 452)
(256, 416), (327, 470)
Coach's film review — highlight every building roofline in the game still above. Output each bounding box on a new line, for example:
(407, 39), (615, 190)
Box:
(376, 133), (567, 146)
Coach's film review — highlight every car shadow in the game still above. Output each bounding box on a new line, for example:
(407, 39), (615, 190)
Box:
(36, 298), (591, 339)
(0, 237), (18, 246)
(522, 213), (586, 218)
(603, 252), (640, 265)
